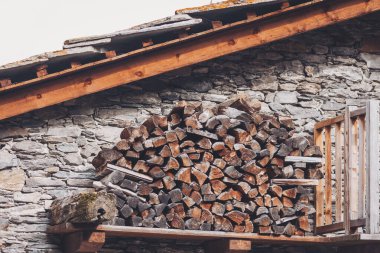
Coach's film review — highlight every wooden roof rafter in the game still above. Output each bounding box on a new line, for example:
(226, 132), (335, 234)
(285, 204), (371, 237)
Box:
(0, 0), (379, 121)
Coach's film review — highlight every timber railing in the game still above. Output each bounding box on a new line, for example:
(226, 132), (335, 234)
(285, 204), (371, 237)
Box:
(314, 100), (380, 235)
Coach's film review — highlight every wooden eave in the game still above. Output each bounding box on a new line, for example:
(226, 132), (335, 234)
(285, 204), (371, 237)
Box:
(0, 0), (379, 121)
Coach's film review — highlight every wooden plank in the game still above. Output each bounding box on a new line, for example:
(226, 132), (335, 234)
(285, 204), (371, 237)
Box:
(285, 156), (323, 163)
(314, 115), (344, 130)
(0, 0), (379, 120)
(351, 118), (359, 221)
(324, 126), (332, 225)
(271, 179), (319, 186)
(344, 107), (352, 235)
(204, 239), (252, 253)
(49, 223), (380, 245)
(107, 163), (153, 182)
(335, 122), (343, 223)
(357, 115), (365, 219)
(350, 107), (366, 118)
(314, 128), (324, 227)
(315, 218), (366, 235)
(365, 100), (380, 234)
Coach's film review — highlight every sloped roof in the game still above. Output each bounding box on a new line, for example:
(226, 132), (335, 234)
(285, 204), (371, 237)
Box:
(0, 0), (379, 120)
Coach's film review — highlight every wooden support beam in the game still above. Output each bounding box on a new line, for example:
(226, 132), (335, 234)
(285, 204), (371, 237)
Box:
(0, 78), (11, 88)
(36, 65), (48, 78)
(335, 122), (343, 223)
(70, 61), (82, 68)
(344, 107), (352, 235)
(315, 218), (366, 235)
(324, 126), (332, 225)
(142, 38), (154, 48)
(313, 128), (324, 228)
(0, 0), (379, 120)
(204, 239), (252, 253)
(211, 20), (223, 29)
(178, 30), (189, 39)
(246, 11), (257, 20)
(63, 231), (105, 253)
(104, 50), (117, 58)
(365, 100), (380, 234)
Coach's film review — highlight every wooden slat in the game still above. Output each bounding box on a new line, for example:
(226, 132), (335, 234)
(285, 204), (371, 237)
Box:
(314, 128), (324, 227)
(344, 107), (352, 234)
(0, 0), (379, 120)
(314, 115), (344, 130)
(351, 118), (359, 221)
(315, 218), (366, 235)
(324, 126), (332, 225)
(357, 115), (365, 219)
(335, 122), (343, 223)
(284, 156), (323, 163)
(365, 100), (380, 234)
(107, 164), (153, 182)
(271, 179), (319, 186)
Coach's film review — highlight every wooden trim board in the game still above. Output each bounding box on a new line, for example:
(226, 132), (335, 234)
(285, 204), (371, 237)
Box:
(47, 224), (380, 246)
(0, 0), (379, 120)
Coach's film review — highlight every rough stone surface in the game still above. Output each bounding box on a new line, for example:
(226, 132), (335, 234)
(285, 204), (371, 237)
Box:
(0, 15), (378, 253)
(0, 168), (26, 191)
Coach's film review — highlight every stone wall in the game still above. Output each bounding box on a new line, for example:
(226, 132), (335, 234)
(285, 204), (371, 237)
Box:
(0, 13), (379, 253)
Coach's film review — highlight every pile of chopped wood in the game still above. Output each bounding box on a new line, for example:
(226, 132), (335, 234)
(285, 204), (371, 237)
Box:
(92, 97), (322, 236)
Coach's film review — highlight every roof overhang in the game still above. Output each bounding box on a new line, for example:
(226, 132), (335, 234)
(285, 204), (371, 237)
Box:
(0, 0), (379, 121)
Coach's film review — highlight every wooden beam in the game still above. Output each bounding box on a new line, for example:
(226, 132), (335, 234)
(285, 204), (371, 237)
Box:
(314, 115), (344, 130)
(344, 107), (352, 235)
(211, 21), (223, 29)
(335, 122), (343, 223)
(365, 100), (380, 234)
(285, 156), (322, 163)
(0, 78), (11, 88)
(0, 0), (379, 120)
(271, 179), (319, 186)
(314, 128), (324, 228)
(204, 239), (252, 253)
(315, 218), (366, 235)
(105, 50), (117, 58)
(36, 65), (48, 78)
(63, 231), (105, 253)
(142, 38), (154, 48)
(324, 126), (332, 225)
(70, 61), (82, 68)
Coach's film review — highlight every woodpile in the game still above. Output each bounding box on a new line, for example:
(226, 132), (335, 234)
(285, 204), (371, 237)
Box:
(91, 98), (322, 236)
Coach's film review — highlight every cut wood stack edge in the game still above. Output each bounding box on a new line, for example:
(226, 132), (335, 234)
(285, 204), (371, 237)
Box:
(90, 97), (323, 236)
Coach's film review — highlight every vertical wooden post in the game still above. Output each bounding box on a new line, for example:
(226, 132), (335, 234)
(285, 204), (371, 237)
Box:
(358, 115), (366, 219)
(335, 122), (343, 222)
(325, 126), (332, 225)
(365, 100), (380, 234)
(344, 107), (352, 234)
(314, 128), (324, 227)
(351, 118), (359, 221)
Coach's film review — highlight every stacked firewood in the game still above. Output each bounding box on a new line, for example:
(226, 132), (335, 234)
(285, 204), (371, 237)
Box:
(92, 97), (322, 236)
